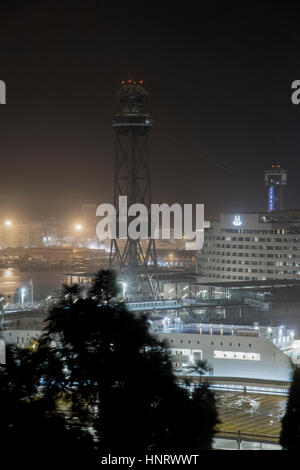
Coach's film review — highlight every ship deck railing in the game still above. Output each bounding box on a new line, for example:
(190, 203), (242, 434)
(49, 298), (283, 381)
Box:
(176, 375), (290, 396)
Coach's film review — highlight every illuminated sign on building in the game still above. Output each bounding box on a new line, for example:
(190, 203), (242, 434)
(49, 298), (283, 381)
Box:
(233, 215), (242, 226)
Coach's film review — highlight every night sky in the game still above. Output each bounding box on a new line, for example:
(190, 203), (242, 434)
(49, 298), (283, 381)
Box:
(1, 1), (300, 221)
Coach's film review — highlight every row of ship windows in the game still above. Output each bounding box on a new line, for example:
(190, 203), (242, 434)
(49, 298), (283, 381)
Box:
(172, 350), (260, 361)
(169, 338), (252, 348)
(203, 274), (272, 280)
(213, 351), (260, 361)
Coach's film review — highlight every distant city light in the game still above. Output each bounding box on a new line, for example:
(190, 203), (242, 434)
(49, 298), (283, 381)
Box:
(88, 242), (100, 250)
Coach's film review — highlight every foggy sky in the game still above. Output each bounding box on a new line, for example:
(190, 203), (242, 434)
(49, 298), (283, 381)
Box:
(0, 1), (300, 221)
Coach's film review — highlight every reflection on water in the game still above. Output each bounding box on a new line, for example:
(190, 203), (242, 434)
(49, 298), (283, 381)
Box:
(0, 268), (64, 301)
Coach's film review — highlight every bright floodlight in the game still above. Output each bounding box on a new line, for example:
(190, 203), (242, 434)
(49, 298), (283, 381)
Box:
(75, 224), (83, 231)
(5, 220), (12, 226)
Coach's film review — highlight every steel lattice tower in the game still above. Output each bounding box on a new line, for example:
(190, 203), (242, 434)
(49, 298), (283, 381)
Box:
(109, 80), (158, 297)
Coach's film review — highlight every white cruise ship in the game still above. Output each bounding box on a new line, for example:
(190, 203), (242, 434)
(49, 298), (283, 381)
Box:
(152, 319), (298, 383)
(1, 315), (299, 384)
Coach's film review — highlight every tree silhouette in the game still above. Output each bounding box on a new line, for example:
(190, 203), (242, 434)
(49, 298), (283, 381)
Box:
(0, 346), (97, 464)
(188, 359), (209, 384)
(38, 271), (177, 455)
(0, 269), (219, 458)
(280, 367), (300, 449)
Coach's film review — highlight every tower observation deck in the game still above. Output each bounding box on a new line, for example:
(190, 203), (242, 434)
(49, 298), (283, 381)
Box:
(264, 165), (287, 212)
(109, 80), (158, 297)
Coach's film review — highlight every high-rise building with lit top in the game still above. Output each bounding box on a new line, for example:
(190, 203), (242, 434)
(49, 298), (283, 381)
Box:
(264, 165), (287, 212)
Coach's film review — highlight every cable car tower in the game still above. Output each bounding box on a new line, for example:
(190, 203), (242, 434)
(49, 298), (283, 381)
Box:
(109, 80), (158, 298)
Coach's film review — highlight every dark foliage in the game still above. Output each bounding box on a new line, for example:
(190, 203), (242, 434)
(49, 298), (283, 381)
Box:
(280, 367), (300, 449)
(0, 269), (219, 459)
(0, 347), (97, 464)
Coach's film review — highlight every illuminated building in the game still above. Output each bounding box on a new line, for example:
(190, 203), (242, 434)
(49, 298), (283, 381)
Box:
(198, 210), (300, 281)
(265, 165), (287, 212)
(0, 219), (60, 248)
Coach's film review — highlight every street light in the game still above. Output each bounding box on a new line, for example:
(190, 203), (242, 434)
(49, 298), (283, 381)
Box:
(21, 287), (26, 308)
(120, 281), (127, 298)
(75, 224), (83, 231)
(5, 220), (12, 227)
